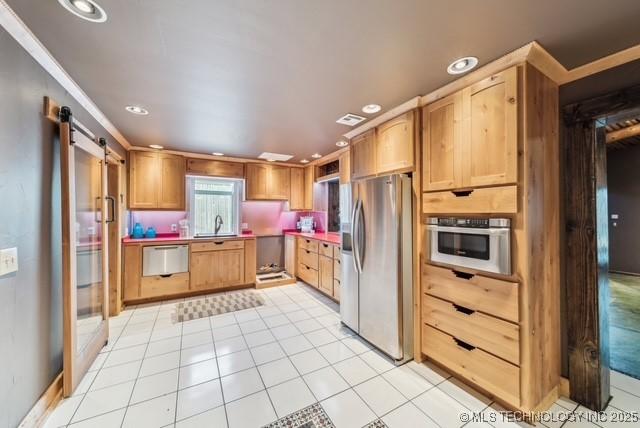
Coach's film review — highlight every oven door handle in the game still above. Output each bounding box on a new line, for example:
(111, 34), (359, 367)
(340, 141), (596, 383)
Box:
(426, 225), (509, 235)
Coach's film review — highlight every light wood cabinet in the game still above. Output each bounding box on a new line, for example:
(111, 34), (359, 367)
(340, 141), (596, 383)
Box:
(158, 153), (186, 209)
(129, 151), (160, 209)
(270, 165), (291, 199)
(339, 151), (350, 185)
(319, 255), (334, 296)
(245, 163), (291, 200)
(289, 168), (305, 210)
(422, 66), (518, 193)
(190, 242), (245, 290)
(129, 151), (185, 210)
(303, 166), (314, 209)
(245, 163), (271, 200)
(350, 130), (376, 180)
(376, 110), (415, 174)
(186, 158), (244, 178)
(462, 67), (518, 187)
(423, 92), (462, 192)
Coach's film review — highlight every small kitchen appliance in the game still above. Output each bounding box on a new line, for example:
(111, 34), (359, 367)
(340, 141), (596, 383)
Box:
(299, 216), (315, 233)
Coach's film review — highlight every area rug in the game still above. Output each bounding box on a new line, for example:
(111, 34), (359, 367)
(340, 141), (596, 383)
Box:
(261, 403), (389, 428)
(173, 290), (264, 322)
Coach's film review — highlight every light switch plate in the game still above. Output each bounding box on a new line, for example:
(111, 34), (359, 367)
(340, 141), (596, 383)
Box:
(0, 247), (18, 276)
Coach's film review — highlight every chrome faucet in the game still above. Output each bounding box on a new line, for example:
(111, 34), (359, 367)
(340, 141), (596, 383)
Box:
(214, 215), (224, 234)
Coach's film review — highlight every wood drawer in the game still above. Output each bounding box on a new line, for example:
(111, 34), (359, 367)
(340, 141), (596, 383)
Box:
(140, 272), (190, 298)
(333, 258), (341, 281)
(298, 237), (319, 253)
(422, 295), (520, 365)
(298, 247), (319, 270)
(333, 245), (341, 259)
(422, 264), (518, 323)
(333, 279), (340, 300)
(422, 185), (517, 214)
(297, 263), (318, 287)
(319, 242), (335, 258)
(191, 240), (245, 252)
(422, 325), (520, 407)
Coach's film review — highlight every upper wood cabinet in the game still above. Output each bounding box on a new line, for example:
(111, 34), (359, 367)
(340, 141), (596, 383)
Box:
(289, 168), (305, 210)
(129, 151), (185, 210)
(350, 130), (377, 180)
(157, 154), (186, 209)
(270, 165), (291, 200)
(245, 163), (291, 200)
(186, 158), (244, 178)
(339, 151), (350, 185)
(376, 110), (415, 174)
(303, 166), (314, 209)
(423, 92), (462, 192)
(422, 66), (518, 192)
(462, 67), (518, 187)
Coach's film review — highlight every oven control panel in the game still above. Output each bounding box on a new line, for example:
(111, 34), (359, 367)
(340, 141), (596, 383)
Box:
(427, 217), (510, 229)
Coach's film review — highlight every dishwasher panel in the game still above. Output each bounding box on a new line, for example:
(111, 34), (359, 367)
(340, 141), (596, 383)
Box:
(143, 245), (189, 277)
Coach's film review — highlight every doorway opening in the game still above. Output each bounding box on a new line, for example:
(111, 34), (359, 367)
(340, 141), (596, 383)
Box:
(605, 109), (640, 380)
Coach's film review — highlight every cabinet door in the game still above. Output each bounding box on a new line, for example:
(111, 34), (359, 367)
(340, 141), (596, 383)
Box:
(218, 249), (245, 287)
(376, 110), (415, 174)
(245, 163), (270, 200)
(339, 151), (350, 185)
(303, 166), (314, 209)
(462, 67), (518, 187)
(269, 165), (291, 200)
(289, 168), (305, 210)
(129, 151), (158, 209)
(350, 130), (376, 180)
(190, 251), (218, 290)
(319, 255), (334, 296)
(186, 158), (244, 178)
(423, 93), (462, 191)
(284, 235), (296, 275)
(158, 153), (185, 210)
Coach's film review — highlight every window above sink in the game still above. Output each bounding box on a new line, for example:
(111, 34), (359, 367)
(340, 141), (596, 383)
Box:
(187, 176), (243, 237)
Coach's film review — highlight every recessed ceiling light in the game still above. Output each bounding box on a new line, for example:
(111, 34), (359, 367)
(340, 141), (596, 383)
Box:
(267, 159), (277, 162)
(212, 152), (224, 156)
(125, 105), (149, 115)
(300, 159), (309, 164)
(362, 104), (381, 114)
(311, 153), (322, 159)
(335, 141), (349, 148)
(447, 57), (478, 75)
(58, 0), (107, 23)
(149, 144), (163, 150)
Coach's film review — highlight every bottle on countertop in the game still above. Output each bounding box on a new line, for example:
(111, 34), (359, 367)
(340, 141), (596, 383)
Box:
(132, 222), (144, 239)
(145, 226), (157, 239)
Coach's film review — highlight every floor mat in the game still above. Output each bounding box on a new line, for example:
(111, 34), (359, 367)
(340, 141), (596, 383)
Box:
(262, 403), (389, 428)
(173, 290), (264, 322)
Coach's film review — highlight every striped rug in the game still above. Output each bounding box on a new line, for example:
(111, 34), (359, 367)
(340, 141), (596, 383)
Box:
(173, 290), (264, 322)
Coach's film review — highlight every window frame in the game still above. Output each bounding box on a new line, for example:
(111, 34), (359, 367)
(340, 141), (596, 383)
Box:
(186, 176), (243, 236)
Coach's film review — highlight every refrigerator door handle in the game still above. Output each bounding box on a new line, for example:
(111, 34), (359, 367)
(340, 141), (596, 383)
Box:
(351, 198), (361, 274)
(357, 199), (365, 271)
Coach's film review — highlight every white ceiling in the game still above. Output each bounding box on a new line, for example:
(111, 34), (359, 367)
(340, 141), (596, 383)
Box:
(7, 0), (640, 160)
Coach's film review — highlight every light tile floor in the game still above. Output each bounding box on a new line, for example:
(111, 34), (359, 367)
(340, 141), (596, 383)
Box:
(43, 282), (640, 428)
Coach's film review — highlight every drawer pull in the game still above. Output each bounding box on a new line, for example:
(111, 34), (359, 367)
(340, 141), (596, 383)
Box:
(214, 241), (225, 245)
(306, 250), (310, 254)
(452, 189), (474, 197)
(323, 243), (328, 247)
(453, 303), (475, 315)
(452, 270), (474, 280)
(160, 274), (173, 278)
(454, 338), (476, 351)
(306, 240), (311, 243)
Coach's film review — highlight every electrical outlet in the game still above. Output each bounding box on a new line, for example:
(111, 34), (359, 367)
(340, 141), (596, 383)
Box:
(171, 224), (177, 232)
(0, 247), (18, 276)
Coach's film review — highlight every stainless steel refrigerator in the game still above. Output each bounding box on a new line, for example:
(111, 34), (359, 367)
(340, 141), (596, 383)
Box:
(340, 174), (413, 363)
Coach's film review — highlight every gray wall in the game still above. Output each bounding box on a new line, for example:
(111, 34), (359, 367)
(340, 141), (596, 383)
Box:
(0, 27), (126, 428)
(607, 145), (640, 274)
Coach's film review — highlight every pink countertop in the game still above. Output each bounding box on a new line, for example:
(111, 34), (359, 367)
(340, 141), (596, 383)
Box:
(123, 233), (257, 245)
(284, 230), (341, 245)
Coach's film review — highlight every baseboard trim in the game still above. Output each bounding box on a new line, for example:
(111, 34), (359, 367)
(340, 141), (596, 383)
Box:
(559, 376), (571, 398)
(18, 373), (63, 428)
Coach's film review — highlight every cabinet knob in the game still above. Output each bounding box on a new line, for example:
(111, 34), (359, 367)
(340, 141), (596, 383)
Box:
(508, 97), (516, 104)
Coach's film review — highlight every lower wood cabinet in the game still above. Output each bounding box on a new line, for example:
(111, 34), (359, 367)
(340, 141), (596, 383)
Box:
(123, 238), (256, 303)
(191, 241), (245, 290)
(294, 236), (340, 301)
(319, 255), (334, 296)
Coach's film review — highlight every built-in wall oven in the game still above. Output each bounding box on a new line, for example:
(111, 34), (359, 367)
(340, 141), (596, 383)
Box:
(427, 217), (511, 275)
